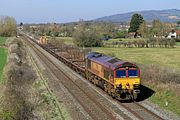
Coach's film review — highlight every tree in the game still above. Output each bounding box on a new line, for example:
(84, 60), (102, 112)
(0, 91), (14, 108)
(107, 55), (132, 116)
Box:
(138, 21), (149, 38)
(20, 22), (23, 26)
(92, 22), (116, 39)
(151, 20), (162, 37)
(151, 20), (169, 37)
(116, 30), (128, 38)
(73, 23), (101, 47)
(128, 13), (144, 33)
(0, 16), (17, 37)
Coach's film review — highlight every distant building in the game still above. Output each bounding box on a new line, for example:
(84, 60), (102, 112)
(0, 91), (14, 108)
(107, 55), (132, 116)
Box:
(127, 32), (140, 38)
(128, 32), (136, 38)
(117, 25), (130, 31)
(167, 30), (177, 38)
(176, 30), (180, 38)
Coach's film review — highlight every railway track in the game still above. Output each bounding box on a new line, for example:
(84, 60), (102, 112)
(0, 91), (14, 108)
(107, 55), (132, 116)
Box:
(23, 35), (119, 120)
(22, 33), (166, 120)
(119, 102), (164, 120)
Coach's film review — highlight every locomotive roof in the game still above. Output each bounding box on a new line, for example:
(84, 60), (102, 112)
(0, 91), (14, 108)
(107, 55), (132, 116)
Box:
(86, 52), (136, 70)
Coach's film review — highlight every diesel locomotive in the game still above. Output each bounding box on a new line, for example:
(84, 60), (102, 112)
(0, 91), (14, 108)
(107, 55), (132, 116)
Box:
(85, 52), (140, 100)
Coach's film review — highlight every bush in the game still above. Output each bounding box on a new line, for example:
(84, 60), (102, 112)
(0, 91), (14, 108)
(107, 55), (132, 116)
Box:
(6, 38), (26, 62)
(141, 64), (180, 84)
(7, 53), (21, 64)
(0, 16), (17, 37)
(5, 37), (16, 47)
(175, 38), (180, 42)
(4, 62), (21, 82)
(9, 44), (19, 54)
(73, 25), (102, 47)
(20, 63), (36, 83)
(2, 37), (37, 120)
(116, 30), (127, 38)
(6, 37), (23, 48)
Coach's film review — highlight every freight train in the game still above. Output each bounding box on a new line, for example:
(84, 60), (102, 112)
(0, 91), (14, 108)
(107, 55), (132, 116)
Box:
(23, 33), (141, 100)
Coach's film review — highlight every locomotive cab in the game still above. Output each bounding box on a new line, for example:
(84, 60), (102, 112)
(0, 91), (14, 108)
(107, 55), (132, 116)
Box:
(114, 63), (140, 100)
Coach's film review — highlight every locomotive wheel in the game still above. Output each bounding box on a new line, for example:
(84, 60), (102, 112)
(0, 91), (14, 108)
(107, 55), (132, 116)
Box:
(104, 86), (108, 93)
(111, 92), (116, 99)
(130, 93), (134, 101)
(108, 91), (111, 96)
(133, 93), (138, 101)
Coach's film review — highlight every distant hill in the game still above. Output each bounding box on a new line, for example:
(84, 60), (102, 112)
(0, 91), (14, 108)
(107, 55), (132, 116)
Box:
(95, 9), (180, 23)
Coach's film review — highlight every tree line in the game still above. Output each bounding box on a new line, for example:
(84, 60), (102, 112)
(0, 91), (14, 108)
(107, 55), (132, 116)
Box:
(23, 14), (179, 47)
(0, 16), (17, 37)
(103, 38), (176, 48)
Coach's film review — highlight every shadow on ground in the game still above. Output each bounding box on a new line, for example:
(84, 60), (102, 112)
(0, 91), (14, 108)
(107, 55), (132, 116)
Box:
(136, 84), (155, 102)
(120, 84), (155, 103)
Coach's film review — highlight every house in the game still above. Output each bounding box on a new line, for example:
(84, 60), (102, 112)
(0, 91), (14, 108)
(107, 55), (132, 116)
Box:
(176, 30), (180, 38)
(167, 30), (177, 38)
(128, 32), (140, 38)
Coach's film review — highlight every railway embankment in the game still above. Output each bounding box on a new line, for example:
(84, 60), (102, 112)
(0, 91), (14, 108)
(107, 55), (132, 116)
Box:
(0, 37), (67, 119)
(140, 64), (180, 118)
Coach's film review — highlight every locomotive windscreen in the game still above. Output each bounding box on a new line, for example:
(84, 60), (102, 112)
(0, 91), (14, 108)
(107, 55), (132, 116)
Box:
(116, 70), (126, 78)
(128, 70), (138, 77)
(115, 62), (139, 78)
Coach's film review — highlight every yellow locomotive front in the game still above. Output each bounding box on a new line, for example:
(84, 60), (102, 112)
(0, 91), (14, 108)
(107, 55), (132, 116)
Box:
(114, 63), (140, 100)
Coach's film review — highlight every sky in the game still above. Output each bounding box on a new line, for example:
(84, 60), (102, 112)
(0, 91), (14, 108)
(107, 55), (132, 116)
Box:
(0, 0), (180, 23)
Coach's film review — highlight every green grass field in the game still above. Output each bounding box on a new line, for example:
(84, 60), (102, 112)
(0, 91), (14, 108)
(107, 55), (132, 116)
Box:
(0, 36), (7, 82)
(93, 47), (180, 71)
(0, 37), (7, 46)
(176, 42), (180, 46)
(0, 47), (7, 83)
(148, 84), (180, 116)
(48, 37), (74, 45)
(57, 37), (74, 45)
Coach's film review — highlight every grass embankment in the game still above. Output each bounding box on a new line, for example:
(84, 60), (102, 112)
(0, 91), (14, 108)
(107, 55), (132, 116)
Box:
(0, 48), (7, 82)
(148, 84), (180, 115)
(0, 37), (7, 46)
(0, 37), (7, 82)
(0, 37), (69, 119)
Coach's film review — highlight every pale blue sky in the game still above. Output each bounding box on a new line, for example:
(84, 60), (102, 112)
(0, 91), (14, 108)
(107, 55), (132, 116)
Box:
(0, 0), (179, 23)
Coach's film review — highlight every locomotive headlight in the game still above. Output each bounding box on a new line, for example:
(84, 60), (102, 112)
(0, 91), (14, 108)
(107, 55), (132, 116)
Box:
(133, 84), (139, 88)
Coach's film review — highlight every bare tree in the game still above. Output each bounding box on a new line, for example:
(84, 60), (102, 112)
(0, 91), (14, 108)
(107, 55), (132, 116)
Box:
(0, 16), (17, 36)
